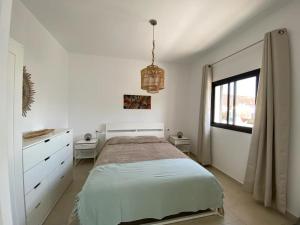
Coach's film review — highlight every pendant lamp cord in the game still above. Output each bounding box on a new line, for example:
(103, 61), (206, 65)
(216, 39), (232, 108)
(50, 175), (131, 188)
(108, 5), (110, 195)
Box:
(152, 25), (155, 65)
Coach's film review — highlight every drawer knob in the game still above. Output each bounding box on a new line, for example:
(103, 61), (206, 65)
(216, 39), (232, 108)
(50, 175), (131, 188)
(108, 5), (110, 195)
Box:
(34, 182), (41, 189)
(44, 156), (50, 161)
(61, 161), (65, 165)
(66, 131), (70, 133)
(66, 144), (70, 147)
(35, 202), (41, 209)
(44, 139), (50, 143)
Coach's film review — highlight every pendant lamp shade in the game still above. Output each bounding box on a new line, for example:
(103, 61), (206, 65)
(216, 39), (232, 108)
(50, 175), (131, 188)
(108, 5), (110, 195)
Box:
(141, 65), (164, 93)
(141, 19), (165, 94)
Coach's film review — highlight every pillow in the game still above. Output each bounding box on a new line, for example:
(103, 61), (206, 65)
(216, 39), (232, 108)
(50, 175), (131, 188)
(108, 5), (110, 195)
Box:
(106, 136), (166, 145)
(106, 136), (135, 145)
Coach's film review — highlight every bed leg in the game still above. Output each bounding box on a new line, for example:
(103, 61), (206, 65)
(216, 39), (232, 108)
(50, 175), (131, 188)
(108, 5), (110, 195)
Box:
(217, 207), (225, 216)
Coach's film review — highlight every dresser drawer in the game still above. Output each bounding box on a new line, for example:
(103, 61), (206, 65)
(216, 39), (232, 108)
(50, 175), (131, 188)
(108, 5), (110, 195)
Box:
(26, 199), (49, 225)
(60, 156), (73, 178)
(23, 134), (65, 172)
(24, 149), (61, 195)
(25, 176), (53, 225)
(59, 143), (73, 161)
(55, 147), (72, 172)
(25, 178), (49, 213)
(62, 130), (72, 146)
(47, 167), (63, 207)
(47, 156), (73, 205)
(24, 161), (46, 195)
(57, 157), (73, 196)
(58, 165), (73, 197)
(44, 134), (65, 157)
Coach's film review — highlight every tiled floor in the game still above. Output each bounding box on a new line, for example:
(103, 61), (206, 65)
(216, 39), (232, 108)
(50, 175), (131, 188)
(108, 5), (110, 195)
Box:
(43, 159), (294, 225)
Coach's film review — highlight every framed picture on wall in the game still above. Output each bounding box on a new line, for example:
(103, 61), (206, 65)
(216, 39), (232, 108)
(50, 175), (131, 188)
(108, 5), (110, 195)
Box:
(123, 95), (151, 109)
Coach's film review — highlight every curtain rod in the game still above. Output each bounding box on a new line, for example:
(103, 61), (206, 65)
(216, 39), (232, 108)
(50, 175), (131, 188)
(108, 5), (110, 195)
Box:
(209, 39), (264, 67)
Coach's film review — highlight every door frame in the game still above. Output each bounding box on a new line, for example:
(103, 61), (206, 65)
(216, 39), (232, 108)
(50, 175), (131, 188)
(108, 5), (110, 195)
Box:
(7, 39), (26, 225)
(0, 0), (14, 224)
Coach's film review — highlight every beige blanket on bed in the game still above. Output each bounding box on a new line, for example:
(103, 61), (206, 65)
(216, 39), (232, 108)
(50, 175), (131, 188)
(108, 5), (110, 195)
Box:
(95, 136), (187, 166)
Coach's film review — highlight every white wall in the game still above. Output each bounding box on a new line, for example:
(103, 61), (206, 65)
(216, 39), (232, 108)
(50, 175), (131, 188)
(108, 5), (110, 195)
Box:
(187, 0), (300, 217)
(0, 0), (14, 224)
(68, 53), (190, 140)
(10, 0), (69, 132)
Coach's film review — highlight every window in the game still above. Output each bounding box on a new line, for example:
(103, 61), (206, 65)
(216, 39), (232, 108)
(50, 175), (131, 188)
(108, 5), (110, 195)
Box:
(211, 69), (260, 133)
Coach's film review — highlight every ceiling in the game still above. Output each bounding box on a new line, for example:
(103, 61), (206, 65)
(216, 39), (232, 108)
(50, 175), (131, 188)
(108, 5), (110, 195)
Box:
(21, 0), (284, 62)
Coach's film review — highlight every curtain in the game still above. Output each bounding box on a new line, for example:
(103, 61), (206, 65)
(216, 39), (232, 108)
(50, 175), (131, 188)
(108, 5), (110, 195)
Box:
(197, 65), (213, 165)
(244, 28), (290, 214)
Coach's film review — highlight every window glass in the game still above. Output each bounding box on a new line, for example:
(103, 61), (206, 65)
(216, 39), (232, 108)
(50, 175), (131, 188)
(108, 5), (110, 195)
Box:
(211, 69), (259, 133)
(235, 77), (256, 127)
(214, 86), (221, 123)
(228, 82), (234, 125)
(214, 84), (228, 123)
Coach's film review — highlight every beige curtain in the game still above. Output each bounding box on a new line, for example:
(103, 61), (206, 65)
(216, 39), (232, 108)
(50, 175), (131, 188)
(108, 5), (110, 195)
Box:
(244, 28), (290, 213)
(197, 65), (213, 165)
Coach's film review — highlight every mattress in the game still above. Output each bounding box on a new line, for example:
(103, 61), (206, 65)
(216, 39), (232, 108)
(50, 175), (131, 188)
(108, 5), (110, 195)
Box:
(75, 136), (223, 225)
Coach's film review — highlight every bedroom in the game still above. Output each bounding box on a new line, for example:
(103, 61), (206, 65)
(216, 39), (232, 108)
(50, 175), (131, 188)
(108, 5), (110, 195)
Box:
(0, 0), (300, 225)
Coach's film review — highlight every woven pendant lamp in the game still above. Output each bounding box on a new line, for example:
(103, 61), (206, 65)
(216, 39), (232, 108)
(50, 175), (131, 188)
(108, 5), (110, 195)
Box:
(141, 19), (165, 94)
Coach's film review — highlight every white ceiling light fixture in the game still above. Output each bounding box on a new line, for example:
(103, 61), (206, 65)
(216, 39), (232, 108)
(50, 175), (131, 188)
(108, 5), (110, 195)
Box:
(141, 19), (165, 94)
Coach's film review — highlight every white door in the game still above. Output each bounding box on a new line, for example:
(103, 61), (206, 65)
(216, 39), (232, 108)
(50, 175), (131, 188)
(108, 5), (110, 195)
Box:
(7, 39), (26, 225)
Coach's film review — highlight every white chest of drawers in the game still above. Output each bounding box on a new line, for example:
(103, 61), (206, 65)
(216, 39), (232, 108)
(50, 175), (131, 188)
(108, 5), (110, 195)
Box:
(22, 129), (73, 225)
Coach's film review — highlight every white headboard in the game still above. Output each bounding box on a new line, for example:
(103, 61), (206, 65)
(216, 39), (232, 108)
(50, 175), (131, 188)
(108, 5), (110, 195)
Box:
(105, 122), (165, 139)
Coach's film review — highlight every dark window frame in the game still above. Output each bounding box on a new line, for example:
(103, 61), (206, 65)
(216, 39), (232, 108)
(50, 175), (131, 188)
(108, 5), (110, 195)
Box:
(211, 69), (260, 134)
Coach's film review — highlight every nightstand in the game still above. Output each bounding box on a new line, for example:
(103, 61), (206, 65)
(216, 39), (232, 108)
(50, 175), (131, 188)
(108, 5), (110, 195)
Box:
(169, 135), (191, 156)
(74, 138), (99, 165)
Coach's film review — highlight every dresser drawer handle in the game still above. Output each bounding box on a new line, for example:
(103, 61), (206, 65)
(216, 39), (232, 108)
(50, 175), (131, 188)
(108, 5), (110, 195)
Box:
(61, 161), (65, 165)
(66, 144), (70, 147)
(44, 156), (50, 161)
(60, 175), (65, 180)
(66, 131), (70, 134)
(44, 139), (50, 143)
(35, 202), (41, 209)
(34, 182), (41, 189)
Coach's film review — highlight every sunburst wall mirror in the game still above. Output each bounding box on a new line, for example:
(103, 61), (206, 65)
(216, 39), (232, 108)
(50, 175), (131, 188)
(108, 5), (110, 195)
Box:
(22, 66), (36, 117)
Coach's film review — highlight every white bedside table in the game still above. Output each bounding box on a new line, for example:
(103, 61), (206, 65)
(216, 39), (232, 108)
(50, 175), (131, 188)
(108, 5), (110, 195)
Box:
(169, 135), (191, 156)
(74, 138), (99, 165)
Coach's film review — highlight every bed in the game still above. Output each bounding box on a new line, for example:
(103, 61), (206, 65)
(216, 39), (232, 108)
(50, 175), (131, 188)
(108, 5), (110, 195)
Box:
(74, 123), (224, 225)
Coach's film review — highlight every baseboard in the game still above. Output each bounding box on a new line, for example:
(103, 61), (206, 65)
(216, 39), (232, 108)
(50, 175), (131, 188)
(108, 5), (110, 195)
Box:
(287, 211), (298, 223)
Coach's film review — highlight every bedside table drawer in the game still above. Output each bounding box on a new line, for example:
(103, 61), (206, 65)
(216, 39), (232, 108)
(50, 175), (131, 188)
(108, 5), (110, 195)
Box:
(75, 149), (97, 158)
(75, 143), (97, 149)
(174, 139), (190, 145)
(177, 144), (191, 153)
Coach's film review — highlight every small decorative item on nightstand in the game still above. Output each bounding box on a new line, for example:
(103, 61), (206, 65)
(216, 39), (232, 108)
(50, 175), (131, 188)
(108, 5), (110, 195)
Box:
(169, 135), (191, 156)
(177, 131), (183, 138)
(84, 133), (92, 141)
(75, 138), (99, 165)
